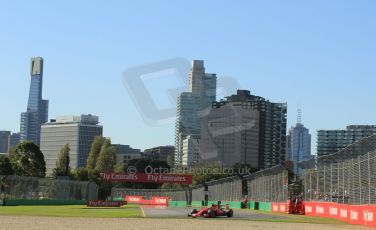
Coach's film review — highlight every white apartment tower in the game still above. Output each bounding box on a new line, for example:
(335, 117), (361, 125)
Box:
(174, 60), (217, 166)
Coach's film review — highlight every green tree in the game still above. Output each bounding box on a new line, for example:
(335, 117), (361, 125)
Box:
(70, 167), (89, 181)
(114, 162), (125, 173)
(160, 183), (184, 190)
(87, 136), (103, 171)
(94, 138), (116, 199)
(127, 158), (150, 173)
(95, 138), (115, 172)
(52, 144), (70, 178)
(10, 141), (46, 177)
(0, 155), (14, 175)
(7, 147), (16, 155)
(166, 154), (175, 168)
(87, 136), (103, 182)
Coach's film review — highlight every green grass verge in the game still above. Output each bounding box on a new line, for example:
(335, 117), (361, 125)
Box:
(0, 204), (141, 218)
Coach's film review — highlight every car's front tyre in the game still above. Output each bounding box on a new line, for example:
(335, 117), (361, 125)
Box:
(226, 209), (233, 218)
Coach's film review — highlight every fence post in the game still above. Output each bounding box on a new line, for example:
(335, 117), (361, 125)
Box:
(304, 171), (306, 201)
(368, 152), (371, 205)
(342, 162), (345, 204)
(349, 158), (355, 203)
(323, 164), (326, 201)
(317, 167), (319, 201)
(358, 156), (362, 204)
(268, 175), (270, 202)
(284, 170), (287, 201)
(309, 170), (312, 201)
(330, 164), (333, 202)
(337, 162), (340, 203)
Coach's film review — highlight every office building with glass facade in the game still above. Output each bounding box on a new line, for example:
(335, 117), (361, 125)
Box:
(0, 131), (11, 153)
(143, 145), (174, 162)
(40, 114), (103, 175)
(113, 144), (142, 165)
(9, 133), (20, 148)
(287, 123), (311, 174)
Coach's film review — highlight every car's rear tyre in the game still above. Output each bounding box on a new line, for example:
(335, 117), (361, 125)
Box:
(208, 209), (216, 218)
(226, 209), (233, 218)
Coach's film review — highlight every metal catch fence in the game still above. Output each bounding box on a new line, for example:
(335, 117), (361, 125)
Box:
(244, 165), (289, 202)
(190, 185), (205, 202)
(301, 135), (376, 205)
(111, 167), (288, 204)
(207, 176), (243, 201)
(0, 175), (98, 200)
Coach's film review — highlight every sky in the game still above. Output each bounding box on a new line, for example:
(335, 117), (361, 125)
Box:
(0, 0), (375, 152)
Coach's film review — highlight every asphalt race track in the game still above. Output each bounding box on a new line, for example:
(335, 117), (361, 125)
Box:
(140, 206), (288, 220)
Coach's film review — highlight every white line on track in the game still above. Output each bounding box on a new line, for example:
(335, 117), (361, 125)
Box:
(140, 206), (146, 217)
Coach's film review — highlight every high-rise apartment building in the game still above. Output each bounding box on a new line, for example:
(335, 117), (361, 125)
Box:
(175, 92), (200, 165)
(40, 114), (103, 174)
(182, 135), (201, 167)
(0, 131), (11, 153)
(174, 60), (217, 166)
(200, 105), (260, 168)
(317, 125), (376, 157)
(20, 57), (49, 146)
(206, 90), (287, 169)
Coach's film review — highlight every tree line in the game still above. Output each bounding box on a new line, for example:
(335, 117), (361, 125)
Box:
(0, 136), (261, 199)
(0, 142), (46, 177)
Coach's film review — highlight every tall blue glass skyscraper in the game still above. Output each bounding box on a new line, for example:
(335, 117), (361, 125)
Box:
(286, 112), (311, 174)
(20, 57), (49, 146)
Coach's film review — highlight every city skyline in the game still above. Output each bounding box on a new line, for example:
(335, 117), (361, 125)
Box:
(1, 1), (376, 152)
(0, 55), (375, 154)
(2, 2), (376, 229)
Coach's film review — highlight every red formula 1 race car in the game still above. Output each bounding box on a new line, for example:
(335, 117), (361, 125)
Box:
(188, 204), (233, 218)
